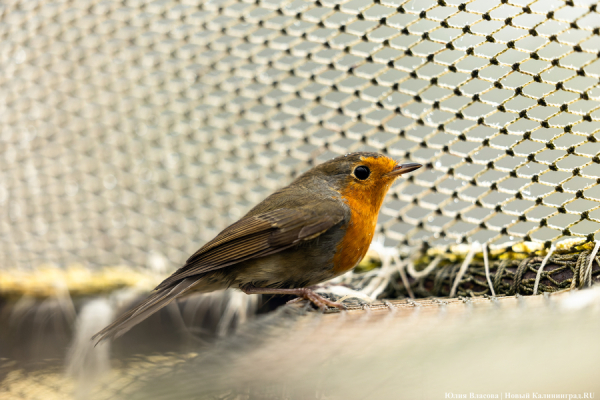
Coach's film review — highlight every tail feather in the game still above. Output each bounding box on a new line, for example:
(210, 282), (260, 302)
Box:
(92, 278), (198, 345)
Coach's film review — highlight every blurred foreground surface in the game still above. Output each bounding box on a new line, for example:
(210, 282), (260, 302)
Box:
(2, 287), (600, 400)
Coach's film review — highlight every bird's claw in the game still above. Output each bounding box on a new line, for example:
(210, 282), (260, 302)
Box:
(287, 289), (347, 311)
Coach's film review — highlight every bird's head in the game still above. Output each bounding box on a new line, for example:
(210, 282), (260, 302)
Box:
(306, 152), (422, 211)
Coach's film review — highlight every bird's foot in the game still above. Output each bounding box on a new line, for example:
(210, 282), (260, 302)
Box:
(241, 285), (346, 311)
(286, 288), (347, 311)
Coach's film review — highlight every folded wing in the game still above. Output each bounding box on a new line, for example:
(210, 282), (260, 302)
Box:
(93, 202), (345, 343)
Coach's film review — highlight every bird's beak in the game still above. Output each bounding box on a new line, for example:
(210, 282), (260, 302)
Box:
(386, 162), (423, 177)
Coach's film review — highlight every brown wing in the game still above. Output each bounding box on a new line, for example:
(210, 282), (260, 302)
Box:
(155, 204), (346, 290)
(93, 203), (345, 344)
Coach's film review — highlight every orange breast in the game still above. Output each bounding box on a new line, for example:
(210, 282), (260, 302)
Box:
(332, 193), (379, 274)
(330, 154), (398, 275)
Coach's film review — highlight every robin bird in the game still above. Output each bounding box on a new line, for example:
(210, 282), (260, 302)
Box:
(93, 152), (421, 343)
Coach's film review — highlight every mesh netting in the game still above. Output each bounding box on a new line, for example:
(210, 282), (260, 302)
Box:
(379, 243), (600, 297)
(0, 0), (599, 272)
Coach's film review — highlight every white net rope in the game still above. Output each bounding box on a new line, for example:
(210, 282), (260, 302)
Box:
(0, 0), (599, 271)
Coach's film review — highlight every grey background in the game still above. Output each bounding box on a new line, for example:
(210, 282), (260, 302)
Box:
(0, 0), (599, 271)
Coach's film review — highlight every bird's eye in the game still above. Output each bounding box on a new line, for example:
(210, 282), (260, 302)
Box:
(353, 166), (370, 180)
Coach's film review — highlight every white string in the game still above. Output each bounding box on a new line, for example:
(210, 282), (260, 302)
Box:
(585, 240), (600, 287)
(482, 244), (495, 297)
(533, 244), (555, 295)
(394, 253), (414, 299)
(449, 244), (477, 298)
(360, 237), (413, 299)
(360, 253), (391, 298)
(406, 256), (441, 279)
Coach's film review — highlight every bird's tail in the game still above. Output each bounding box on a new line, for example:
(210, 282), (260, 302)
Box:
(92, 277), (198, 345)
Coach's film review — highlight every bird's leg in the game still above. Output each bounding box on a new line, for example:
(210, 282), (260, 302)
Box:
(241, 285), (347, 311)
